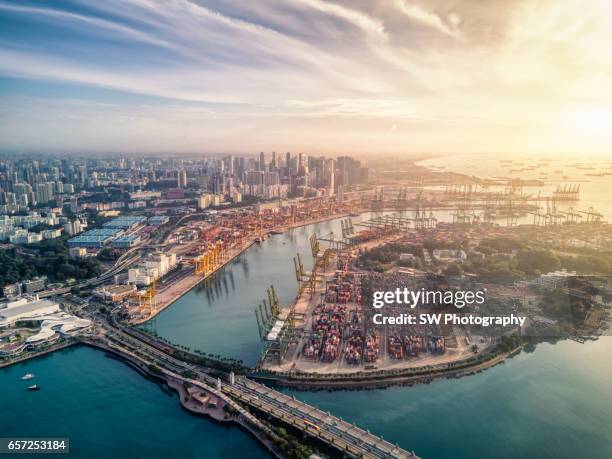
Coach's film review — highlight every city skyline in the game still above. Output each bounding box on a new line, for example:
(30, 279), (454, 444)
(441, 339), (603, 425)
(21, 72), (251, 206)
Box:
(1, 0), (611, 156)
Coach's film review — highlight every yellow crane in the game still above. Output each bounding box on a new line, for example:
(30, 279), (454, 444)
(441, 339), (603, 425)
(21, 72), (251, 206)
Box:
(194, 241), (226, 276)
(129, 279), (157, 317)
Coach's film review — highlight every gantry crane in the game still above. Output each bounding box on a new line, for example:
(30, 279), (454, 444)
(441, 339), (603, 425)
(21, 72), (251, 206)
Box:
(195, 240), (226, 276)
(129, 279), (157, 317)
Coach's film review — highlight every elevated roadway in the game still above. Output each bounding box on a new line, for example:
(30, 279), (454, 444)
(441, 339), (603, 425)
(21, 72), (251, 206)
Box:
(101, 321), (417, 459)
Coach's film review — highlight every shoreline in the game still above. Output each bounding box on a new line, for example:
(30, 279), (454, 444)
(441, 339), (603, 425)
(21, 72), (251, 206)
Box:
(255, 224), (509, 388)
(131, 210), (355, 325)
(131, 238), (257, 325)
(0, 337), (520, 392)
(81, 340), (284, 459)
(253, 346), (522, 390)
(0, 340), (79, 369)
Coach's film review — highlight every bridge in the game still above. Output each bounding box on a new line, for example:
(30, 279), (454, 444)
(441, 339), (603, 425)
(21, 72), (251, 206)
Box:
(96, 319), (418, 459)
(227, 376), (415, 458)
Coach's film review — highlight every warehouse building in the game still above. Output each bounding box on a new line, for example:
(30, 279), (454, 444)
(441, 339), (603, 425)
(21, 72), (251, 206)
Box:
(111, 234), (141, 248)
(103, 216), (147, 229)
(68, 228), (123, 248)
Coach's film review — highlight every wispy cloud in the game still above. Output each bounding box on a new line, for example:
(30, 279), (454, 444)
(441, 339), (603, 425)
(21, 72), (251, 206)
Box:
(0, 0), (611, 154)
(0, 2), (178, 51)
(392, 0), (461, 39)
(291, 0), (387, 40)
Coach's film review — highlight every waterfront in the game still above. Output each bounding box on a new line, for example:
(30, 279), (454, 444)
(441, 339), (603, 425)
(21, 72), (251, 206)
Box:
(0, 346), (267, 459)
(139, 167), (611, 457)
(2, 178), (611, 458)
(143, 213), (376, 367)
(1, 337), (610, 458)
(417, 153), (612, 221)
(287, 338), (612, 459)
(3, 1), (611, 456)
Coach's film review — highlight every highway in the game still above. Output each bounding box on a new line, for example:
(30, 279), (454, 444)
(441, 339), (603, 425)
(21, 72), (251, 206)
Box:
(43, 199), (416, 457)
(38, 253), (141, 298)
(226, 377), (415, 458)
(101, 320), (417, 459)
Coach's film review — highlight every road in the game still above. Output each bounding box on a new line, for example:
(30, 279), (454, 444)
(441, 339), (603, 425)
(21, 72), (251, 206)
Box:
(38, 253), (141, 298)
(100, 319), (416, 459)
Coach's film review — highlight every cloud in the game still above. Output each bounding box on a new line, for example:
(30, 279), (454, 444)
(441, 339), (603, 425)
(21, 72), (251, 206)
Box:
(0, 2), (179, 52)
(0, 0), (611, 154)
(291, 0), (387, 40)
(392, 0), (461, 38)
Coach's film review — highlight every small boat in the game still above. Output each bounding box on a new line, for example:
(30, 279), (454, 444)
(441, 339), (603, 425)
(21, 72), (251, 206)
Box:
(21, 373), (35, 381)
(27, 385), (40, 391)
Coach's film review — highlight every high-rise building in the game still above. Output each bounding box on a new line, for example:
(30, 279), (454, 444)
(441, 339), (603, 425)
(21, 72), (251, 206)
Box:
(36, 183), (50, 204)
(226, 155), (234, 175)
(64, 219), (82, 236)
(197, 194), (213, 210)
(197, 175), (209, 189)
(5, 192), (16, 206)
(264, 171), (280, 186)
(178, 170), (188, 188)
(70, 196), (79, 213)
(270, 151), (277, 170)
(336, 156), (365, 190)
(17, 193), (28, 206)
(246, 170), (264, 186)
(78, 165), (87, 186)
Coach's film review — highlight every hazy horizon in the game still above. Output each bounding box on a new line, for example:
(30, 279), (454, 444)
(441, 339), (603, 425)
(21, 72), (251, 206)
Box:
(1, 0), (611, 156)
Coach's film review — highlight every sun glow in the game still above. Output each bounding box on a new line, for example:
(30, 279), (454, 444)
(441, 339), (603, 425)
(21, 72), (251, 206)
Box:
(569, 108), (612, 134)
(559, 108), (611, 150)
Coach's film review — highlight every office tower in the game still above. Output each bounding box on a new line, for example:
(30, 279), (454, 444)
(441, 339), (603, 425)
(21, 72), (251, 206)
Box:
(271, 151), (277, 170)
(70, 196), (79, 213)
(178, 170), (188, 188)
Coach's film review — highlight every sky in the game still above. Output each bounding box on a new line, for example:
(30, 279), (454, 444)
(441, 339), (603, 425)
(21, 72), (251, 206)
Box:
(0, 0), (611, 156)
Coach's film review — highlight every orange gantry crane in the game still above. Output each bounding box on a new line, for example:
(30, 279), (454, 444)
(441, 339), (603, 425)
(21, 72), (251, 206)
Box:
(194, 240), (226, 276)
(129, 279), (157, 317)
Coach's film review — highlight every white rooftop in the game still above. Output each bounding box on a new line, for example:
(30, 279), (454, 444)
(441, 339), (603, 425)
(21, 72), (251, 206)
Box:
(0, 299), (60, 327)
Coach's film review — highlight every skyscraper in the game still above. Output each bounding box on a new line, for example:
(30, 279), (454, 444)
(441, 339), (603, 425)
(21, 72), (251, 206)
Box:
(270, 151), (277, 170)
(178, 170), (188, 188)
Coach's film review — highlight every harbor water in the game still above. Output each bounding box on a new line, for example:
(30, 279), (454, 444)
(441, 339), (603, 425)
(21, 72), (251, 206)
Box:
(2, 339), (610, 458)
(0, 346), (267, 459)
(143, 213), (378, 367)
(2, 156), (612, 458)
